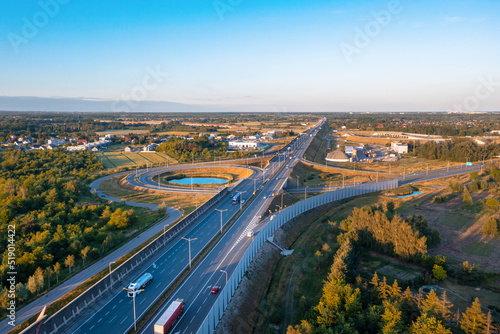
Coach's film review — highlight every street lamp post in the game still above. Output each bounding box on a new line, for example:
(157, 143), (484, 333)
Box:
(109, 261), (115, 286)
(304, 186), (308, 200)
(181, 237), (197, 269)
(122, 287), (142, 330)
(236, 190), (246, 210)
(215, 208), (228, 234)
(220, 269), (228, 284)
(296, 175), (299, 189)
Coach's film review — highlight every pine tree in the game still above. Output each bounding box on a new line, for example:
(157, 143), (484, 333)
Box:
(439, 291), (453, 321)
(389, 280), (402, 300)
(379, 276), (389, 300)
(370, 272), (380, 288)
(415, 288), (424, 309)
(460, 298), (486, 334)
(380, 300), (405, 334)
(421, 289), (441, 318)
(410, 313), (452, 334)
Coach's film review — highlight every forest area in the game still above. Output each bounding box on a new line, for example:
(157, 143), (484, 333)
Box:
(0, 149), (162, 317)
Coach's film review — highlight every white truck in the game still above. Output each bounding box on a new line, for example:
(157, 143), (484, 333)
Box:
(127, 273), (153, 297)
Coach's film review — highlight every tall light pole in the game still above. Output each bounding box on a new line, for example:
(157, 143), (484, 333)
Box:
(296, 175), (299, 189)
(342, 174), (345, 188)
(220, 269), (228, 284)
(215, 208), (227, 234)
(426, 164), (429, 176)
(236, 190), (246, 210)
(122, 287), (142, 330)
(182, 237), (197, 269)
(304, 186), (308, 200)
(109, 261), (115, 286)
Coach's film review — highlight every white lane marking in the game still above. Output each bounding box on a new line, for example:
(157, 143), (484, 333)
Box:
(105, 311), (110, 316)
(89, 325), (95, 331)
(112, 304), (117, 309)
(109, 315), (117, 323)
(160, 268), (166, 274)
(120, 317), (128, 325)
(97, 318), (102, 323)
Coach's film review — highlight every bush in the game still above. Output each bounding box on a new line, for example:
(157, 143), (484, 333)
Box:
(432, 264), (447, 281)
(482, 217), (499, 237)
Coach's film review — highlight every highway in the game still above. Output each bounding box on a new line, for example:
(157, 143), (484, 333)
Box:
(137, 120), (325, 334)
(65, 122), (323, 334)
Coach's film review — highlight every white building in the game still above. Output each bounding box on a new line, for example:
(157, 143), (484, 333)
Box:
(228, 141), (261, 150)
(48, 138), (66, 146)
(391, 141), (408, 154)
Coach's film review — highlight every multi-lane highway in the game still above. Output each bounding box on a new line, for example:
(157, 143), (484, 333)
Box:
(136, 120), (324, 334)
(64, 120), (324, 334)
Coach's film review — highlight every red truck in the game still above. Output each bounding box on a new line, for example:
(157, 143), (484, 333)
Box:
(154, 298), (185, 334)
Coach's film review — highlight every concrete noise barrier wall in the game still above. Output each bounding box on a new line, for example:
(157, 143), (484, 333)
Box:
(197, 178), (398, 334)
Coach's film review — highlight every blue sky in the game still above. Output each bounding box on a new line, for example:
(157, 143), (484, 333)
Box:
(0, 0), (499, 112)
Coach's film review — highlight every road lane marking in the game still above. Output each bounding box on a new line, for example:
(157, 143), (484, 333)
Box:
(109, 315), (117, 323)
(89, 325), (95, 331)
(120, 317), (128, 325)
(105, 311), (110, 316)
(97, 318), (102, 323)
(112, 304), (117, 309)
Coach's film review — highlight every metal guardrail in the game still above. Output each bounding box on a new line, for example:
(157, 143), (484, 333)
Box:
(197, 178), (398, 334)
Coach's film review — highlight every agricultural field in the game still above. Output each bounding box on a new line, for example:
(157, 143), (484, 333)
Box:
(95, 129), (150, 136)
(94, 151), (177, 169)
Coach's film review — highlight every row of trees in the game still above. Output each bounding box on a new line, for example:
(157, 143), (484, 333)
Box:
(415, 138), (500, 162)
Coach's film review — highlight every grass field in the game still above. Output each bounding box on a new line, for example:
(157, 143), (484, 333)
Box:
(462, 241), (495, 257)
(440, 212), (476, 229)
(96, 129), (150, 136)
(99, 175), (212, 211)
(94, 151), (177, 169)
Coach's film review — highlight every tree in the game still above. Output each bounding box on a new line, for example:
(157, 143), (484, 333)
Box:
(421, 290), (441, 318)
(432, 264), (447, 281)
(65, 255), (75, 274)
(410, 313), (452, 333)
(380, 300), (405, 334)
(53, 262), (61, 283)
(460, 298), (486, 334)
(81, 246), (91, 266)
(438, 291), (453, 321)
(16, 283), (29, 302)
(462, 191), (473, 207)
(27, 275), (37, 294)
(0, 288), (9, 309)
(482, 217), (499, 237)
(157, 202), (167, 215)
(33, 267), (44, 293)
(45, 267), (53, 289)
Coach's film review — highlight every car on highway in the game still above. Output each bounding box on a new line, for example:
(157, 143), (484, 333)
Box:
(211, 286), (220, 294)
(247, 231), (254, 238)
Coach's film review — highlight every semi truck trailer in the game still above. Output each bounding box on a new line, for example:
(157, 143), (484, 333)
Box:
(154, 298), (185, 334)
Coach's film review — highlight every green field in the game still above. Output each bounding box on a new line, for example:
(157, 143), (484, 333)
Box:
(94, 151), (177, 169)
(462, 241), (495, 257)
(95, 129), (150, 136)
(440, 212), (475, 229)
